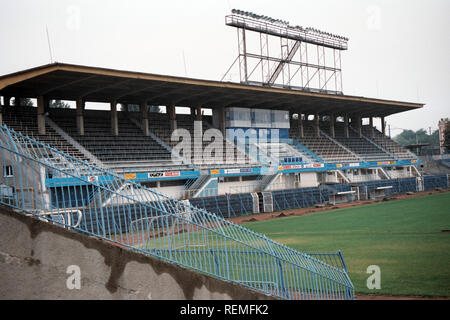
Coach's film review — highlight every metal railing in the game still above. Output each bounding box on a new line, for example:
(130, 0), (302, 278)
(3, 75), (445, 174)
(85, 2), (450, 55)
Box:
(0, 124), (354, 300)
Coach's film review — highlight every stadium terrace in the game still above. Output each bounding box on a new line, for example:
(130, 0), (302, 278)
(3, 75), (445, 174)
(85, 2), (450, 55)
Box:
(1, 9), (447, 301)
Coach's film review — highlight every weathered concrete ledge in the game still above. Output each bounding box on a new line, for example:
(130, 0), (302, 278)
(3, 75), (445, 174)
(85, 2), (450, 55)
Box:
(0, 206), (275, 300)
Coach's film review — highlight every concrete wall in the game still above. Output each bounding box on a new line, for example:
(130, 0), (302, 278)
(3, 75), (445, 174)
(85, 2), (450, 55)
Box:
(218, 179), (259, 194)
(0, 206), (274, 300)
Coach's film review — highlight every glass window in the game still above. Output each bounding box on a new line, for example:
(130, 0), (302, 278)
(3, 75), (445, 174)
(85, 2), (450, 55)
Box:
(3, 165), (13, 177)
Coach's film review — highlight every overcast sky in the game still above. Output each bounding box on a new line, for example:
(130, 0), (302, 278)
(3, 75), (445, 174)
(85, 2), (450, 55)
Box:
(0, 0), (448, 134)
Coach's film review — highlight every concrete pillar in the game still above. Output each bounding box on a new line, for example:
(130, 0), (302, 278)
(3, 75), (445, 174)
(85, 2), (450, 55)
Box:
(168, 105), (177, 132)
(76, 99), (85, 136)
(4, 96), (11, 108)
(0, 96), (4, 125)
(314, 114), (320, 137)
(369, 117), (374, 138)
(298, 114), (304, 138)
(219, 106), (226, 136)
(140, 101), (149, 136)
(344, 115), (349, 138)
(37, 96), (46, 135)
(381, 116), (386, 136)
(330, 113), (335, 138)
(110, 100), (119, 136)
(195, 107), (202, 121)
(357, 116), (362, 138)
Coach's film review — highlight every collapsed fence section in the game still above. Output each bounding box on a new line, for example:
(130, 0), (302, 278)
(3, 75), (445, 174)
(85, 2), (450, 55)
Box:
(0, 125), (354, 300)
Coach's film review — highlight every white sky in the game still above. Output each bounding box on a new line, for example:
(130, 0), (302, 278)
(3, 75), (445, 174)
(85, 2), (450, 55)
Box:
(0, 0), (449, 134)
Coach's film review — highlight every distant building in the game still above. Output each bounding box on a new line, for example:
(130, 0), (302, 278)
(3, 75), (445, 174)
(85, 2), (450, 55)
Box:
(438, 118), (449, 154)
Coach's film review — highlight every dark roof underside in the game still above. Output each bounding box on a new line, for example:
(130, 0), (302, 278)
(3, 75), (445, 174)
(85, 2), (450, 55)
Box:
(0, 63), (424, 117)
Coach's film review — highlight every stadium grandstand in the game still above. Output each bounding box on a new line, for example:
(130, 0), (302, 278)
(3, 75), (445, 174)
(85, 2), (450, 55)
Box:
(0, 9), (448, 300)
(0, 60), (448, 213)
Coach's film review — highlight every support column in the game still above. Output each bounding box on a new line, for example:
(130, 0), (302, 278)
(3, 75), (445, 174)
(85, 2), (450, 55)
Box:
(1, 96), (9, 125)
(344, 115), (349, 138)
(76, 99), (85, 136)
(314, 114), (320, 137)
(4, 96), (11, 108)
(168, 105), (177, 132)
(298, 114), (304, 138)
(330, 113), (335, 138)
(219, 106), (226, 136)
(369, 117), (375, 138)
(195, 107), (202, 121)
(37, 96), (46, 135)
(194, 107), (204, 159)
(381, 116), (386, 136)
(110, 100), (119, 136)
(140, 102), (149, 136)
(357, 116), (362, 138)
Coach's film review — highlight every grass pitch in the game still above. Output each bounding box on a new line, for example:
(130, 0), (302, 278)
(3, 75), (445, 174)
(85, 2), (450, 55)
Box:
(242, 192), (450, 297)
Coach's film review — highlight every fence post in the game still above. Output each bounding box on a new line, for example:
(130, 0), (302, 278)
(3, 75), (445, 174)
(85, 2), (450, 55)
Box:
(210, 248), (220, 276)
(277, 259), (289, 300)
(97, 190), (107, 239)
(5, 126), (26, 212)
(338, 250), (348, 272)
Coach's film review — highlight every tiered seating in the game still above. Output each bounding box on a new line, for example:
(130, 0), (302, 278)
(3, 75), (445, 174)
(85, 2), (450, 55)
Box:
(362, 125), (417, 160)
(321, 122), (394, 162)
(145, 112), (251, 168)
(2, 106), (89, 162)
(50, 110), (173, 166)
(289, 120), (359, 162)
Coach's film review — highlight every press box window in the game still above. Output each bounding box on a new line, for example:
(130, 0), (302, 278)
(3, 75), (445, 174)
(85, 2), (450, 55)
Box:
(3, 165), (13, 177)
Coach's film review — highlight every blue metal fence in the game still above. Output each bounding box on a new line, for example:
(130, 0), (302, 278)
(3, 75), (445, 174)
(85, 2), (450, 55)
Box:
(272, 187), (329, 212)
(423, 174), (449, 191)
(0, 125), (354, 300)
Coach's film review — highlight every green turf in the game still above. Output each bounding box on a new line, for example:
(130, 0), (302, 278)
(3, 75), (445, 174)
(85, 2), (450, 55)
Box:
(242, 192), (450, 297)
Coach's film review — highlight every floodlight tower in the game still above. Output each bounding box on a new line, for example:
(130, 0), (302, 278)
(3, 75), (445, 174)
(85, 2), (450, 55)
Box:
(222, 9), (349, 95)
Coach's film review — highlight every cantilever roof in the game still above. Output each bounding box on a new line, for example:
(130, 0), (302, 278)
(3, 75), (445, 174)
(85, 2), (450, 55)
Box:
(0, 63), (424, 117)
